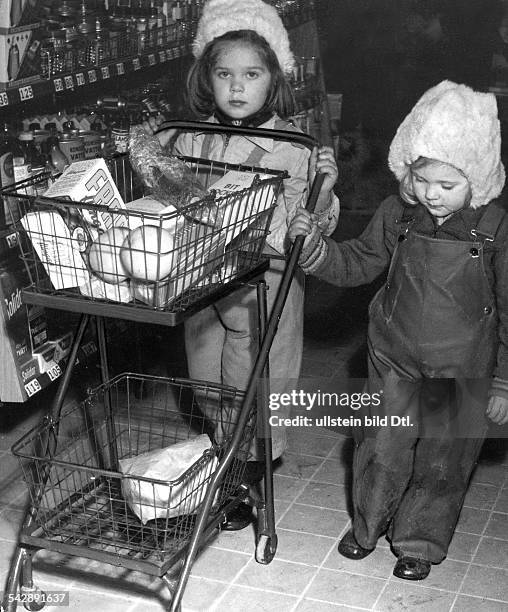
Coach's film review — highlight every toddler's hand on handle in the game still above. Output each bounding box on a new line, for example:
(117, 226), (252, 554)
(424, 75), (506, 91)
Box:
(288, 207), (328, 274)
(486, 395), (508, 425)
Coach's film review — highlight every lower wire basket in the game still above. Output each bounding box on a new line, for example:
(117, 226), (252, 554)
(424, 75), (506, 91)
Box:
(12, 373), (255, 574)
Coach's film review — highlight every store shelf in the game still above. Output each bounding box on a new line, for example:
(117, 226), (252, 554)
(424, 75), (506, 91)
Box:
(0, 40), (192, 108)
(0, 9), (317, 110)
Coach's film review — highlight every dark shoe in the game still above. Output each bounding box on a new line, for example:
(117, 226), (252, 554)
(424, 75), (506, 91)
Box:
(393, 556), (431, 580)
(220, 502), (254, 531)
(338, 529), (375, 560)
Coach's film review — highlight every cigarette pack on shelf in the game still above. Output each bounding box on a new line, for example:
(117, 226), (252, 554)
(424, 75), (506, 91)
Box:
(0, 248), (96, 402)
(0, 22), (42, 87)
(0, 0), (43, 29)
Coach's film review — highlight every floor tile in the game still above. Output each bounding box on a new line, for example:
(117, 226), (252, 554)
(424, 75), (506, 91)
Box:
(324, 546), (394, 579)
(54, 585), (137, 612)
(494, 487), (508, 513)
(452, 594), (508, 611)
(272, 474), (308, 502)
(375, 582), (455, 611)
(463, 483), (500, 511)
(447, 531), (481, 562)
(455, 506), (491, 535)
(275, 528), (336, 566)
(213, 525), (257, 555)
(474, 536), (508, 567)
(297, 481), (351, 512)
(190, 546), (251, 581)
(410, 559), (468, 593)
(305, 568), (385, 608)
(234, 558), (316, 596)
(277, 503), (350, 537)
(460, 565), (508, 600)
(484, 512), (508, 540)
(274, 452), (324, 480)
(286, 431), (339, 457)
(295, 599), (360, 611)
(179, 576), (231, 612)
(213, 585), (298, 612)
(311, 459), (348, 485)
(471, 464), (508, 487)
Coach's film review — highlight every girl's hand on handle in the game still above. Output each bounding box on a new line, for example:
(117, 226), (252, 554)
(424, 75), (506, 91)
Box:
(486, 395), (508, 425)
(309, 145), (338, 209)
(140, 113), (175, 148)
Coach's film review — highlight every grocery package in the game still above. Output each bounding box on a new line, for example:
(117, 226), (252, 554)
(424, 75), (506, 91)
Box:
(119, 434), (218, 523)
(128, 125), (211, 220)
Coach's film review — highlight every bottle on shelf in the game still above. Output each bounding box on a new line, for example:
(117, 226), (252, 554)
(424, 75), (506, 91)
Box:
(0, 123), (16, 227)
(43, 127), (70, 175)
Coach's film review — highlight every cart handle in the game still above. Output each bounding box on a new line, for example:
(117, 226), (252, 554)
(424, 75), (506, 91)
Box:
(156, 119), (318, 152)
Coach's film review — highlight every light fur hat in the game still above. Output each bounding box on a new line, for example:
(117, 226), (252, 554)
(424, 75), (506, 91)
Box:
(388, 80), (505, 208)
(192, 0), (295, 74)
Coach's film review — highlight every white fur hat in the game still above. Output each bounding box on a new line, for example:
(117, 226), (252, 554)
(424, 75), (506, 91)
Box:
(192, 0), (295, 74)
(388, 80), (505, 208)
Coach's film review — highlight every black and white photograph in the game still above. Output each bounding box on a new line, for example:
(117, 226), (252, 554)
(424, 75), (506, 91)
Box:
(0, 1), (507, 610)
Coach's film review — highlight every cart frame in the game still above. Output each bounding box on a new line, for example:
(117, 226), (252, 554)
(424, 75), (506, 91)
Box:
(1, 121), (323, 612)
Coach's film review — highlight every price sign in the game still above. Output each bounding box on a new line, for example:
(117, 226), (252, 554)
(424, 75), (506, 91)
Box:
(116, 62), (125, 75)
(0, 91), (8, 106)
(133, 58), (141, 71)
(76, 72), (85, 86)
(19, 85), (34, 101)
(64, 75), (74, 89)
(101, 66), (110, 79)
(148, 54), (156, 66)
(88, 69), (97, 83)
(47, 364), (62, 382)
(159, 51), (166, 62)
(25, 378), (42, 397)
(53, 78), (64, 92)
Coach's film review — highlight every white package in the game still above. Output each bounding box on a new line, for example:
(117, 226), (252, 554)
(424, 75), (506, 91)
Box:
(119, 434), (218, 524)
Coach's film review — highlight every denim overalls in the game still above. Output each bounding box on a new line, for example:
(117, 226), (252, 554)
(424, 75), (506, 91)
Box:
(352, 204), (505, 563)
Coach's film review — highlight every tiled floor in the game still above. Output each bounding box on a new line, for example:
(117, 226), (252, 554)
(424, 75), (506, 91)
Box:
(1, 209), (508, 611)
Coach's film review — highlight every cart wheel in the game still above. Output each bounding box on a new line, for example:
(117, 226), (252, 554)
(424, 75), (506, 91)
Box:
(255, 534), (278, 564)
(22, 587), (46, 611)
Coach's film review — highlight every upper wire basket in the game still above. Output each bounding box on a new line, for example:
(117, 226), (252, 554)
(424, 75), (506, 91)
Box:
(3, 153), (284, 324)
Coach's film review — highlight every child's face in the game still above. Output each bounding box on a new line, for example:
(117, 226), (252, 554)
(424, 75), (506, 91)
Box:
(411, 161), (471, 224)
(211, 41), (272, 119)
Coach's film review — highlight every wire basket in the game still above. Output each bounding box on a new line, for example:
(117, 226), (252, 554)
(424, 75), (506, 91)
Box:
(12, 373), (254, 573)
(4, 154), (283, 322)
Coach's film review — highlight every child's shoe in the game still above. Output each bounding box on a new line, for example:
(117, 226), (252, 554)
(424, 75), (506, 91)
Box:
(338, 529), (375, 560)
(393, 556), (431, 580)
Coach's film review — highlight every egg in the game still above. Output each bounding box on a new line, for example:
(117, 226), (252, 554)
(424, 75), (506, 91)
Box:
(120, 224), (176, 283)
(88, 226), (130, 284)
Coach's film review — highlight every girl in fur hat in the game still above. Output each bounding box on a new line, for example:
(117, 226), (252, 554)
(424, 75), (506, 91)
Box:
(288, 80), (508, 580)
(143, 0), (340, 529)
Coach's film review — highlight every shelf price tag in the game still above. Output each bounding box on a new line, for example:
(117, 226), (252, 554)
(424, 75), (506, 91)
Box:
(133, 58), (141, 71)
(101, 66), (110, 79)
(166, 47), (174, 60)
(24, 378), (42, 398)
(76, 72), (85, 86)
(148, 54), (156, 66)
(159, 50), (166, 62)
(0, 91), (8, 106)
(64, 75), (74, 89)
(47, 364), (62, 382)
(53, 78), (64, 92)
(88, 69), (97, 83)
(19, 85), (34, 101)
(116, 62), (125, 75)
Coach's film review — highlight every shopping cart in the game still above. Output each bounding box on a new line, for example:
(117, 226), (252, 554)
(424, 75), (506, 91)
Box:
(1, 121), (324, 612)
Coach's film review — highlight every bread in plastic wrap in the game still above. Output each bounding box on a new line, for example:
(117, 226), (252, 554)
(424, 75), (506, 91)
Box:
(119, 434), (218, 523)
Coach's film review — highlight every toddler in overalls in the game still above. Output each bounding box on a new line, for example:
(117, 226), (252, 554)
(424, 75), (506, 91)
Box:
(288, 80), (508, 580)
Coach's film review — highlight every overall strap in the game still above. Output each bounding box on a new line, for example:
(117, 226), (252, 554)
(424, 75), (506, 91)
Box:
(471, 203), (506, 245)
(200, 132), (215, 160)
